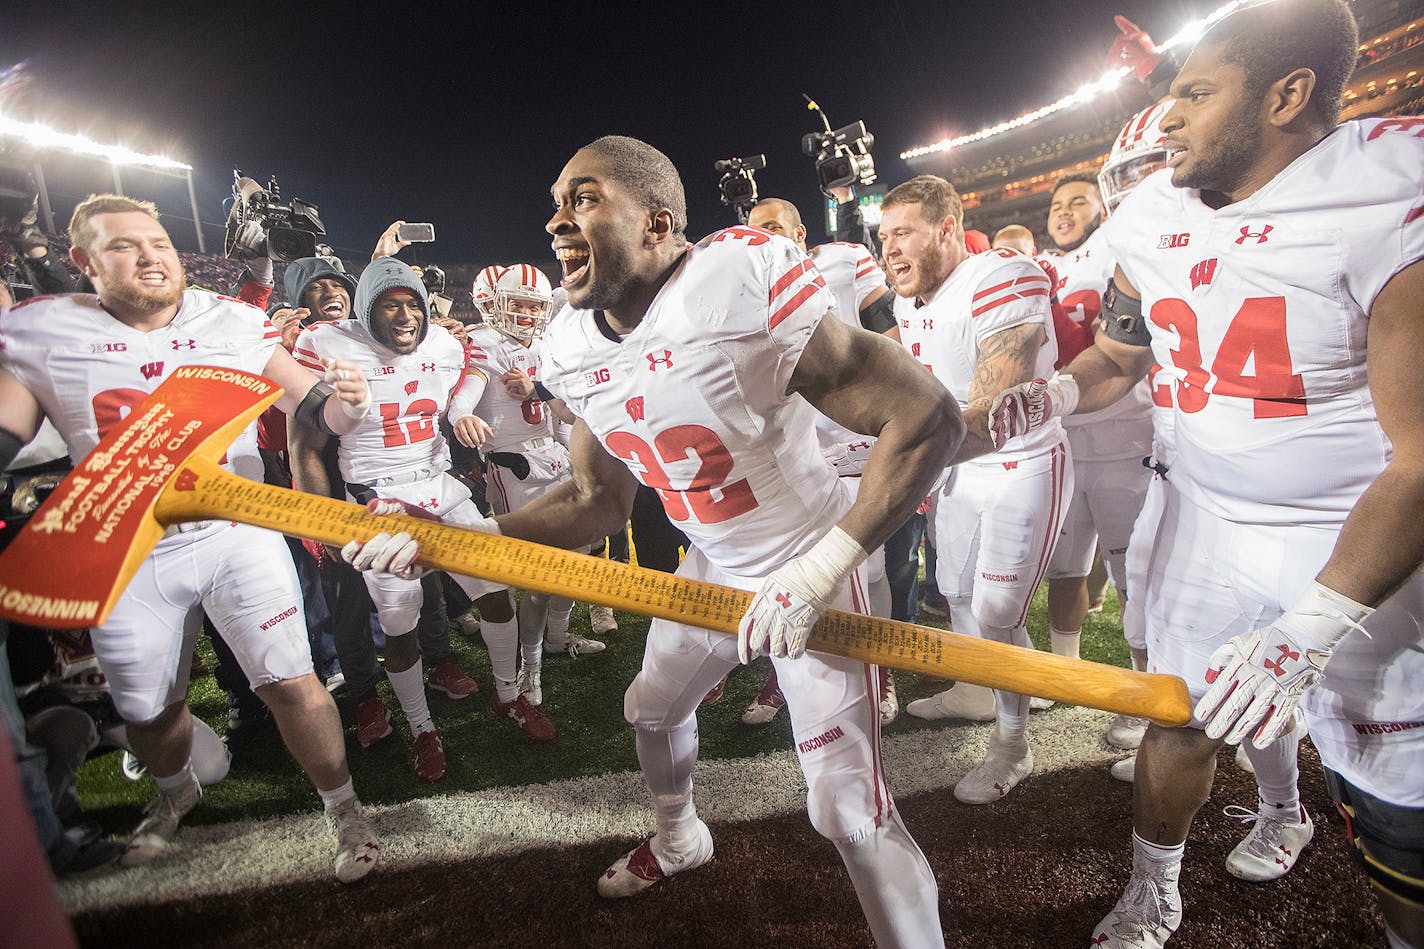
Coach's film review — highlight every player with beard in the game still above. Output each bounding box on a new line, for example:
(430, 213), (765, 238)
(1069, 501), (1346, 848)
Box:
(0, 195), (381, 882)
(348, 135), (962, 947)
(990, 2), (1424, 944)
(881, 176), (1071, 806)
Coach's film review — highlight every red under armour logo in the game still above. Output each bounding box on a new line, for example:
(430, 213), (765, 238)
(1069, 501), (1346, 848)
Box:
(173, 469), (199, 492)
(404, 380), (419, 395)
(422, 362), (436, 371)
(647, 350), (673, 370)
(776, 591), (792, 609)
(994, 782), (1007, 795)
(1262, 643), (1301, 677)
(1090, 935), (1110, 946)
(418, 498), (437, 509)
(1235, 225), (1273, 245)
(171, 338), (197, 350)
(921, 318), (933, 330)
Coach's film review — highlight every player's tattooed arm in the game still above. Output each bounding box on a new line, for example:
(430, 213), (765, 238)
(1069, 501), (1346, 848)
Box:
(494, 417), (638, 549)
(0, 370), (43, 470)
(959, 322), (1048, 462)
(1316, 259), (1424, 607)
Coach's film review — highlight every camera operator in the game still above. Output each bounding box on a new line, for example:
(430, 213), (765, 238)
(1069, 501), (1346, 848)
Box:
(827, 185), (878, 257)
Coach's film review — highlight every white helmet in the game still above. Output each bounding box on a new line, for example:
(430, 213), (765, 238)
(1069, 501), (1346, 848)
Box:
(492, 263), (554, 341)
(1099, 99), (1174, 214)
(471, 264), (507, 321)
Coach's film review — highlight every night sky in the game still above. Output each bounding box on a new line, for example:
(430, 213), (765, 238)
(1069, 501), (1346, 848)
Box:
(2, 0), (1196, 268)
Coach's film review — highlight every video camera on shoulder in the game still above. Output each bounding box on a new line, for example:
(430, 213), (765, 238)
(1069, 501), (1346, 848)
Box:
(223, 170), (327, 262)
(802, 96), (876, 194)
(714, 154), (765, 223)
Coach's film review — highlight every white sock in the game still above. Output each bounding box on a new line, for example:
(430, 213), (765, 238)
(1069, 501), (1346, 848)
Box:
(518, 593), (546, 667)
(1050, 627), (1081, 660)
(636, 722), (701, 855)
(154, 761), (195, 793)
(1245, 726), (1302, 817)
(483, 617), (520, 702)
(1132, 831), (1184, 875)
(545, 597), (574, 645)
(1130, 647), (1149, 673)
(387, 661), (435, 735)
(318, 777), (356, 811)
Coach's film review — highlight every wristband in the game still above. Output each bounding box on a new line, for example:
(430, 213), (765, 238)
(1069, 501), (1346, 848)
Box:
(1277, 581), (1374, 650)
(1049, 374), (1081, 418)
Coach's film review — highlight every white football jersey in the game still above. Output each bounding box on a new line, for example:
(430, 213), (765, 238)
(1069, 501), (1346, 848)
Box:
(295, 321), (465, 485)
(894, 248), (1065, 463)
(540, 227), (848, 577)
(808, 241), (888, 471)
(1104, 117), (1424, 526)
(1052, 227), (1154, 460)
(465, 326), (556, 453)
(0, 290), (278, 483)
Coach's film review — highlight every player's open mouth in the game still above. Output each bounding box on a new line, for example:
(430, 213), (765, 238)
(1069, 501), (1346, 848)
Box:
(555, 246), (590, 287)
(139, 270), (168, 286)
(321, 300), (346, 317)
(1165, 142), (1187, 168)
(390, 324), (418, 344)
(889, 261), (911, 283)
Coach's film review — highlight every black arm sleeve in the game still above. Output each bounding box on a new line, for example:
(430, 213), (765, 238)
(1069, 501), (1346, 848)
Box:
(858, 289), (896, 333)
(1100, 278), (1152, 347)
(533, 381), (556, 403)
(293, 381), (341, 436)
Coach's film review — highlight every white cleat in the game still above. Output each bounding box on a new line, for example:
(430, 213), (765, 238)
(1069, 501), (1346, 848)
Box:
(905, 682), (996, 722)
(517, 660), (544, 706)
(1234, 744), (1255, 774)
(1106, 714), (1149, 750)
(327, 797), (381, 883)
(597, 819), (714, 898)
(546, 634), (606, 657)
(121, 773), (202, 867)
(1110, 756), (1137, 783)
(1224, 805), (1313, 882)
(1090, 864), (1182, 948)
(954, 731), (1033, 804)
(1030, 696), (1056, 711)
(589, 605), (619, 636)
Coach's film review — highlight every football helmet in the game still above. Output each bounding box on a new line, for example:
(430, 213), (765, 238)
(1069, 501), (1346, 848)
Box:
(491, 263), (554, 341)
(471, 264), (507, 321)
(1099, 99), (1174, 214)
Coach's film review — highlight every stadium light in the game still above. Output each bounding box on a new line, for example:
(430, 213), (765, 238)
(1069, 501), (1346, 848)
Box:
(0, 112), (190, 171)
(900, 0), (1261, 160)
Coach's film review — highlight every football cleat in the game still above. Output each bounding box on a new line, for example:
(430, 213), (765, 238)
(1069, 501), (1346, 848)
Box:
(905, 682), (996, 722)
(121, 751), (147, 782)
(1030, 696), (1056, 711)
(427, 660), (479, 699)
(1224, 804), (1313, 882)
(492, 692), (556, 741)
(545, 634), (606, 657)
(953, 731), (1033, 804)
(517, 660), (544, 706)
(589, 604), (619, 636)
(327, 797), (381, 883)
(597, 819), (714, 898)
(413, 730), (448, 783)
(1110, 756), (1137, 783)
(1106, 714), (1149, 750)
(453, 609), (481, 640)
(355, 696), (394, 748)
(1090, 862), (1182, 948)
(741, 674), (786, 725)
(121, 773), (202, 867)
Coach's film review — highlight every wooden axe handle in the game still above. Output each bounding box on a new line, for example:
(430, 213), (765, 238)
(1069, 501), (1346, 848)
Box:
(160, 456), (1191, 726)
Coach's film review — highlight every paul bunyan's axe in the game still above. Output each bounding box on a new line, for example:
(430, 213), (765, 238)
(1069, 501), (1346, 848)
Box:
(0, 367), (1191, 726)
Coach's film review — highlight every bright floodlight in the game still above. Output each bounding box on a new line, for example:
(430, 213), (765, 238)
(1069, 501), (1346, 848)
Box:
(0, 112), (190, 171)
(899, 0), (1259, 160)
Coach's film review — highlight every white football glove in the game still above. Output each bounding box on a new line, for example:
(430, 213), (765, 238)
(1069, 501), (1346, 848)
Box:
(1194, 581), (1372, 748)
(738, 526), (867, 664)
(988, 375), (1079, 449)
(339, 498), (499, 580)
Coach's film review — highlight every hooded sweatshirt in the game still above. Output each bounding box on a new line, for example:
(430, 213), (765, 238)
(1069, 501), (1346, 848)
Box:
(283, 256), (358, 319)
(353, 256), (431, 350)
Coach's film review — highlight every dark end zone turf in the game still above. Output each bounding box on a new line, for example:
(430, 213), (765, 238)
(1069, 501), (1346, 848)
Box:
(71, 739), (1383, 948)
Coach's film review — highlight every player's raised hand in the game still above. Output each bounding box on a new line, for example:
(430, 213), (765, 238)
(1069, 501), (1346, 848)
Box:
(989, 376), (1076, 449)
(371, 220), (411, 261)
(1107, 15), (1161, 80)
(322, 358), (371, 419)
(453, 413), (493, 449)
(502, 369), (535, 400)
(737, 526), (867, 664)
(1194, 581), (1373, 748)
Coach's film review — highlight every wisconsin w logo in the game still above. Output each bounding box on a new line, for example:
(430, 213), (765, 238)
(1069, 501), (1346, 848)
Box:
(1189, 258), (1218, 290)
(140, 361), (164, 380)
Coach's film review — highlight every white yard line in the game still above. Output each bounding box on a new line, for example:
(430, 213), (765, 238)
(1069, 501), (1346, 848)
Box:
(61, 705), (1128, 913)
